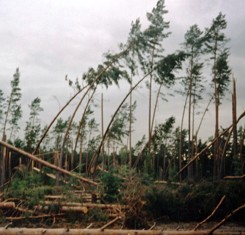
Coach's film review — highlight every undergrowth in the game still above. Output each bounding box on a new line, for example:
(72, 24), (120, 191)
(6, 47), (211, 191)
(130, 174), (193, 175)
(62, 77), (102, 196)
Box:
(145, 180), (245, 222)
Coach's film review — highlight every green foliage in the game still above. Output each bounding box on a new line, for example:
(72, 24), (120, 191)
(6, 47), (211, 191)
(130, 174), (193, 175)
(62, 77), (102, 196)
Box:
(24, 97), (43, 152)
(2, 68), (22, 140)
(206, 12), (231, 101)
(140, 0), (170, 78)
(82, 57), (129, 89)
(156, 51), (186, 87)
(145, 180), (245, 221)
(153, 116), (175, 158)
(0, 89), (5, 124)
(216, 49), (231, 99)
(181, 24), (205, 97)
(108, 103), (130, 144)
(100, 171), (123, 203)
(85, 208), (108, 222)
(6, 168), (53, 208)
(52, 117), (68, 150)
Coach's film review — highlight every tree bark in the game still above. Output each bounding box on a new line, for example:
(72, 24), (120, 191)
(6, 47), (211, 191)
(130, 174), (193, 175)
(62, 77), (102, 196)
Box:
(0, 228), (244, 235)
(232, 78), (238, 175)
(0, 141), (98, 186)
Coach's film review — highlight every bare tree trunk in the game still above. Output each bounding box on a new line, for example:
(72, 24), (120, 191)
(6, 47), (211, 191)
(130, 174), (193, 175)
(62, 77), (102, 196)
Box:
(101, 93), (105, 169)
(88, 70), (154, 174)
(239, 126), (245, 169)
(72, 88), (97, 171)
(0, 134), (7, 186)
(129, 82), (133, 168)
(232, 78), (238, 175)
(179, 92), (189, 181)
(149, 75), (153, 169)
(195, 96), (213, 138)
(79, 141), (83, 174)
(188, 55), (194, 180)
(213, 39), (219, 180)
(148, 47), (155, 173)
(151, 84), (162, 174)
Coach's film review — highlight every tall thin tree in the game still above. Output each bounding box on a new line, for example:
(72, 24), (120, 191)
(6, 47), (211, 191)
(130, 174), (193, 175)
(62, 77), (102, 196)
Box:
(24, 97), (43, 153)
(205, 13), (231, 179)
(140, 0), (170, 164)
(181, 24), (205, 179)
(2, 68), (22, 141)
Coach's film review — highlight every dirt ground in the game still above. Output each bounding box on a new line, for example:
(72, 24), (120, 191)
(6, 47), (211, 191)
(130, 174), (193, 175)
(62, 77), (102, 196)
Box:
(155, 221), (245, 231)
(0, 219), (245, 232)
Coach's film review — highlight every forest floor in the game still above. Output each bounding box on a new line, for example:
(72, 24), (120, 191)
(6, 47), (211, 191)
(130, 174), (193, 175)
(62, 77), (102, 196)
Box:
(154, 221), (245, 232)
(0, 220), (245, 232)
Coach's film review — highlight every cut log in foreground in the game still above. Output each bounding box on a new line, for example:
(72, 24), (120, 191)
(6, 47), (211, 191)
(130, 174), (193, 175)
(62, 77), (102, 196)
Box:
(0, 140), (98, 186)
(0, 228), (244, 235)
(42, 201), (129, 210)
(0, 202), (15, 208)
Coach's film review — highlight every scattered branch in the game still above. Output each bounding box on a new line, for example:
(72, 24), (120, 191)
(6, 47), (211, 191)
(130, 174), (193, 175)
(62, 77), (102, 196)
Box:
(207, 203), (245, 235)
(174, 110), (245, 178)
(194, 195), (226, 230)
(100, 217), (121, 231)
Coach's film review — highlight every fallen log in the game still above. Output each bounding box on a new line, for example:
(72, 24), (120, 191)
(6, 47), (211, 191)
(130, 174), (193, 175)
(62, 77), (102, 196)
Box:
(34, 205), (88, 214)
(60, 206), (88, 214)
(45, 193), (100, 202)
(154, 180), (181, 185)
(0, 228), (244, 235)
(0, 140), (98, 186)
(15, 205), (47, 216)
(4, 213), (64, 221)
(42, 201), (129, 210)
(0, 201), (52, 218)
(0, 202), (15, 209)
(224, 175), (245, 180)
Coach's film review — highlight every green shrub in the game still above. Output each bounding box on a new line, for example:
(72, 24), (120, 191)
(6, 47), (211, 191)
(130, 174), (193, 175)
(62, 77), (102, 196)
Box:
(145, 180), (245, 222)
(100, 171), (123, 203)
(5, 169), (53, 208)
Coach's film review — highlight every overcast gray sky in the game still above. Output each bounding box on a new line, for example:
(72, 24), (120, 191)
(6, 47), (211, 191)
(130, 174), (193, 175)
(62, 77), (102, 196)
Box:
(1, 0), (245, 143)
